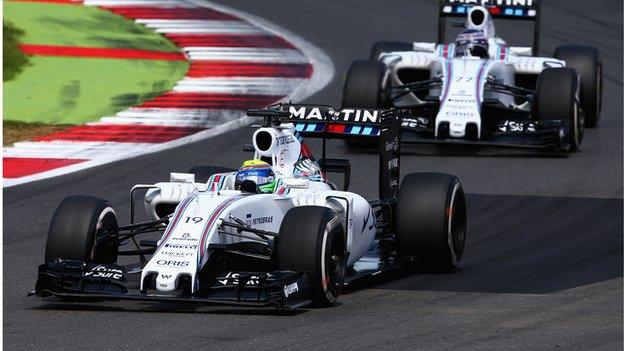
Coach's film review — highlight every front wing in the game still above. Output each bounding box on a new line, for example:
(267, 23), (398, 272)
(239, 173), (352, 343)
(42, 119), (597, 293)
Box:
(30, 260), (312, 310)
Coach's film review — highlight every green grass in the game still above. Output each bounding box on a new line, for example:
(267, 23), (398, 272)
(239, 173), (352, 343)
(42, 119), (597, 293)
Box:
(3, 2), (180, 51)
(4, 56), (187, 124)
(4, 21), (30, 81)
(3, 2), (188, 125)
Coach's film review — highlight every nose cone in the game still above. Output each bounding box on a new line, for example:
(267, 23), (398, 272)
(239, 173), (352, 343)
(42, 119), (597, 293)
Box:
(155, 272), (178, 292)
(450, 122), (466, 138)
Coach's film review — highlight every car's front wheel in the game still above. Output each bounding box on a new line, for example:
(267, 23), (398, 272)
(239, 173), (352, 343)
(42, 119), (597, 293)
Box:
(275, 206), (346, 306)
(45, 195), (119, 263)
(534, 67), (582, 152)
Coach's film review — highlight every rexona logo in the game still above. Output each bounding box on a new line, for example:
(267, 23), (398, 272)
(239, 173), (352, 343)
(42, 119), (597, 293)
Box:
(84, 265), (124, 280)
(447, 0), (534, 6)
(288, 106), (379, 123)
(156, 260), (189, 267)
(283, 282), (299, 297)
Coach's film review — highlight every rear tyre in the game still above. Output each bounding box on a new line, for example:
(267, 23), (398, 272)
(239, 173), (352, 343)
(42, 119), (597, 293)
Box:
(534, 67), (582, 152)
(370, 41), (413, 61)
(554, 45), (602, 127)
(395, 173), (467, 272)
(342, 60), (387, 148)
(45, 195), (119, 263)
(275, 206), (346, 306)
(187, 166), (235, 183)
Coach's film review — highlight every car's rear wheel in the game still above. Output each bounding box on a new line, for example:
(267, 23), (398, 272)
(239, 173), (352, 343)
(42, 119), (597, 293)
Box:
(187, 165), (235, 183)
(45, 195), (119, 263)
(370, 41), (413, 61)
(275, 206), (346, 306)
(534, 67), (582, 152)
(395, 173), (467, 272)
(554, 45), (602, 128)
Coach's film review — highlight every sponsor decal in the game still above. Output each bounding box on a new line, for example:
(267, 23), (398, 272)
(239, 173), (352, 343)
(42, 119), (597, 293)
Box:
(217, 272), (261, 286)
(161, 251), (194, 258)
(402, 117), (429, 129)
(161, 274), (172, 279)
(156, 260), (189, 267)
(288, 106), (379, 123)
(283, 282), (299, 297)
(172, 232), (197, 242)
(498, 120), (537, 133)
(385, 137), (400, 152)
(361, 207), (376, 234)
(84, 265), (123, 280)
(245, 214), (274, 226)
(387, 158), (399, 169)
(276, 135), (295, 146)
(447, 0), (534, 7)
(164, 243), (197, 250)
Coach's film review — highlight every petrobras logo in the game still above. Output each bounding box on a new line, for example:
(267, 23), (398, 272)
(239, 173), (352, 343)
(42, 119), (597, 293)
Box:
(447, 0), (534, 7)
(288, 106), (379, 123)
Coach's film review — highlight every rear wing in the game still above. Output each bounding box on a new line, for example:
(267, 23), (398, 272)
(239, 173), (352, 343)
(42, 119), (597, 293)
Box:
(247, 104), (402, 201)
(438, 0), (541, 54)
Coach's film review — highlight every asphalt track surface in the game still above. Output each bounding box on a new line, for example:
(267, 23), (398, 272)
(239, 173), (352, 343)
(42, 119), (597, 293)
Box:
(4, 0), (623, 350)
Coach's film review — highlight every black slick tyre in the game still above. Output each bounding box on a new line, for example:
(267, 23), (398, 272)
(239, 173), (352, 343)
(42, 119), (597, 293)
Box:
(554, 45), (602, 127)
(534, 67), (582, 152)
(45, 195), (119, 263)
(395, 173), (467, 272)
(275, 206), (346, 306)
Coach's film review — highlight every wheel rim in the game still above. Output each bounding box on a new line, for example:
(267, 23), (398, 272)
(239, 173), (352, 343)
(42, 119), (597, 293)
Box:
(448, 183), (467, 262)
(323, 226), (345, 301)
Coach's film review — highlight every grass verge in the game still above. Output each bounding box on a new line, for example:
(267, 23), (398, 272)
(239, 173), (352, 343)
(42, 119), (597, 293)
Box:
(3, 120), (70, 146)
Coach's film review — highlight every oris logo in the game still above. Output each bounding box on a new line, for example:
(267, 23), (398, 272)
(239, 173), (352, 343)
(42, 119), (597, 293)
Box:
(156, 260), (189, 267)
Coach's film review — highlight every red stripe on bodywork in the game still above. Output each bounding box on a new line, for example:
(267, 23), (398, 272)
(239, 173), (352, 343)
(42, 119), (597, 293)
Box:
(138, 92), (283, 109)
(198, 197), (241, 263)
(3, 157), (87, 178)
(186, 61), (312, 78)
(19, 44), (186, 61)
(164, 34), (296, 49)
(33, 124), (205, 143)
(101, 6), (238, 20)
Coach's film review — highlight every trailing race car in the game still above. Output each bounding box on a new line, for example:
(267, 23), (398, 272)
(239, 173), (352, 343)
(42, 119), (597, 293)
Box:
(343, 0), (602, 152)
(31, 104), (467, 309)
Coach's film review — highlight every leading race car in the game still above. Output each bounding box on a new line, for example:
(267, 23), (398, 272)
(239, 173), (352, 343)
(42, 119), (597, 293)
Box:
(342, 0), (602, 152)
(31, 104), (467, 309)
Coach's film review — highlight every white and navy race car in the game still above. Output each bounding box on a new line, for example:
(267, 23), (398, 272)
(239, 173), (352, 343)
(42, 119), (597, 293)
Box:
(31, 104), (467, 309)
(343, 0), (602, 152)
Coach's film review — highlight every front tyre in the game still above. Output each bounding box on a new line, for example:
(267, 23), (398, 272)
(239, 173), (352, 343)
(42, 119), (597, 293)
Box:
(275, 206), (346, 306)
(554, 45), (602, 128)
(45, 195), (119, 263)
(396, 173), (467, 272)
(534, 67), (582, 152)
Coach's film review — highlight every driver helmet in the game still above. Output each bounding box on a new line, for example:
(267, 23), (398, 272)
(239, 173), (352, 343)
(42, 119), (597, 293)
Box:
(455, 29), (489, 58)
(235, 159), (276, 193)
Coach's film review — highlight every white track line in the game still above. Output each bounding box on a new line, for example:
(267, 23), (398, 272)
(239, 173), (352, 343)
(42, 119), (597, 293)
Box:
(172, 77), (306, 95)
(5, 141), (152, 159)
(183, 47), (308, 63)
